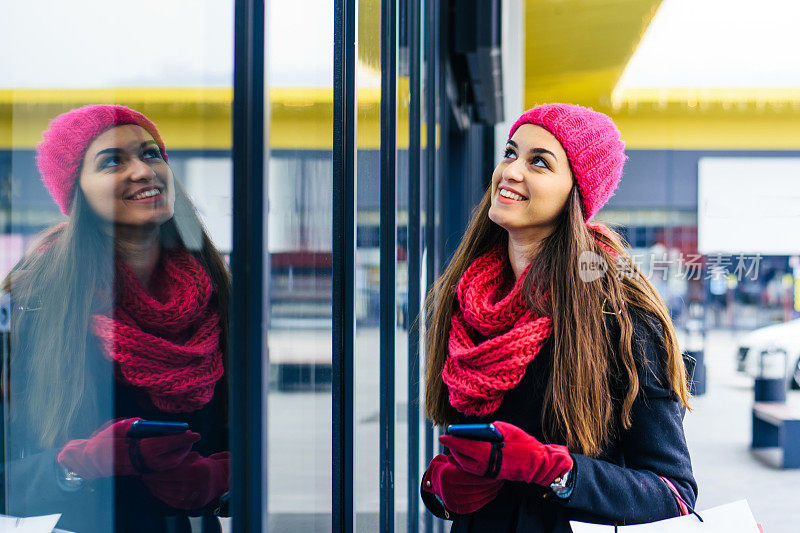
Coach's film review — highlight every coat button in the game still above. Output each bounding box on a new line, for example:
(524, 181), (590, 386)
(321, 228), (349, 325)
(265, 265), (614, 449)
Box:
(426, 480), (431, 487)
(542, 493), (549, 499)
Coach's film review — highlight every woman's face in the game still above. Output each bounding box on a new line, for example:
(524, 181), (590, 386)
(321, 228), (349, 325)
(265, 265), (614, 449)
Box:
(78, 124), (175, 227)
(488, 124), (575, 240)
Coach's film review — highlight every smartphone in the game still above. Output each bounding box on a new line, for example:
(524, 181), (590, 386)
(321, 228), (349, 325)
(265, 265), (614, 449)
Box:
(445, 423), (504, 443)
(127, 420), (189, 438)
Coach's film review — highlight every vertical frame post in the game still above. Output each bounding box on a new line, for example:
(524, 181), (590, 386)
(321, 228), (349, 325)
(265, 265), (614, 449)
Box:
(380, 0), (398, 530)
(423, 0), (439, 531)
(333, 0), (357, 530)
(433, 1), (448, 530)
(231, 0), (266, 531)
(407, 0), (423, 530)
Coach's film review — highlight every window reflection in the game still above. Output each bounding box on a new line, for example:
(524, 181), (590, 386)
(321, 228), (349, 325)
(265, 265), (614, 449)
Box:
(2, 105), (230, 532)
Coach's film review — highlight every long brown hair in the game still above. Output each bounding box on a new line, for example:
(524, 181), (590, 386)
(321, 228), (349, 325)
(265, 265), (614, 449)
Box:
(2, 179), (230, 449)
(420, 183), (691, 457)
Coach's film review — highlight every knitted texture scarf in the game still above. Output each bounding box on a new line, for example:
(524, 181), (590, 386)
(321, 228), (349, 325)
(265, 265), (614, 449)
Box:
(443, 245), (552, 417)
(92, 248), (223, 413)
(443, 227), (618, 417)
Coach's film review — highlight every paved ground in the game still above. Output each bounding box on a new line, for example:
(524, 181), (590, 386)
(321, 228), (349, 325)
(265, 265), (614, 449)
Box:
(265, 326), (800, 532)
(681, 329), (800, 533)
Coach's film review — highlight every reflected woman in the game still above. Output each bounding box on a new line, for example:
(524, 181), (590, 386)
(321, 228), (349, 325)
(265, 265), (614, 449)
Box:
(420, 104), (697, 531)
(2, 105), (230, 532)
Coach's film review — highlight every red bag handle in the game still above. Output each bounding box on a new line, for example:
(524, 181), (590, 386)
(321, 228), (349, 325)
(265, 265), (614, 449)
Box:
(659, 476), (692, 517)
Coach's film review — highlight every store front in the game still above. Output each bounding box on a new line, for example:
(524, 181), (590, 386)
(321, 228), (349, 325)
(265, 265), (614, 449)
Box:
(0, 0), (514, 532)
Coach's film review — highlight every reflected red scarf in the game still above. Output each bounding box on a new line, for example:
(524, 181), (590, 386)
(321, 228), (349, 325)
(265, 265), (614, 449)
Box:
(443, 228), (618, 417)
(92, 248), (223, 413)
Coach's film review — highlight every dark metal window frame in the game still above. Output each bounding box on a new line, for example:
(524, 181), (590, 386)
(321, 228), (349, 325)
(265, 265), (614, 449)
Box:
(230, 0), (267, 531)
(406, 0), (423, 530)
(379, 0), (398, 530)
(423, 0), (442, 532)
(333, 0), (357, 530)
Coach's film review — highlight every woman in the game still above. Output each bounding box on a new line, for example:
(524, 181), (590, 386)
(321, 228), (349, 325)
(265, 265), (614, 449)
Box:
(1, 105), (230, 532)
(420, 103), (698, 531)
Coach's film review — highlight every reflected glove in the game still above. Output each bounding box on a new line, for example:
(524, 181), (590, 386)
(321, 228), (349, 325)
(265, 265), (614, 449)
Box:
(142, 451), (230, 510)
(57, 418), (201, 480)
(422, 453), (504, 515)
(439, 421), (573, 486)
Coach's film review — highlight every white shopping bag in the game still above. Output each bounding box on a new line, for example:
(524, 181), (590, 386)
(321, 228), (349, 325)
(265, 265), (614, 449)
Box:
(570, 500), (760, 533)
(0, 513), (61, 533)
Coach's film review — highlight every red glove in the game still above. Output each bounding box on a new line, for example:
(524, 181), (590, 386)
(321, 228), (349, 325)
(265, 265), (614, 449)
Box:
(57, 418), (201, 480)
(439, 421), (572, 486)
(142, 451), (230, 510)
(422, 454), (504, 515)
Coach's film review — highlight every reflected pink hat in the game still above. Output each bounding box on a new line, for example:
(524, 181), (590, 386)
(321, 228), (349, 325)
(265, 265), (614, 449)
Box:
(36, 105), (169, 215)
(507, 103), (626, 222)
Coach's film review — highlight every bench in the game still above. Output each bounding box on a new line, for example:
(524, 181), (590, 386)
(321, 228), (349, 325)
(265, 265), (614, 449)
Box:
(752, 401), (800, 468)
(268, 327), (332, 391)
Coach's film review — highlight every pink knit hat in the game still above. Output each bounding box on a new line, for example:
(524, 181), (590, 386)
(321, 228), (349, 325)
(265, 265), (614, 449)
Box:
(36, 105), (169, 215)
(507, 103), (626, 222)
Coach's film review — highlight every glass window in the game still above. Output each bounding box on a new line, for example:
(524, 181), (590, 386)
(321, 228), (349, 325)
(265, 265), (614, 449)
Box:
(265, 0), (334, 530)
(1, 2), (234, 531)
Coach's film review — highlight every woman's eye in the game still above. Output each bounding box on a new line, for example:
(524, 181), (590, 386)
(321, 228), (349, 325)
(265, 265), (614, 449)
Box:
(99, 156), (122, 170)
(143, 147), (161, 160)
(531, 156), (549, 169)
(503, 148), (516, 159)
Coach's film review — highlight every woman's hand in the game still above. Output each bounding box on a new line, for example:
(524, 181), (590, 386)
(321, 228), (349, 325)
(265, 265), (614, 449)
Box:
(439, 421), (572, 486)
(56, 418), (201, 480)
(422, 454), (504, 515)
(141, 451), (230, 510)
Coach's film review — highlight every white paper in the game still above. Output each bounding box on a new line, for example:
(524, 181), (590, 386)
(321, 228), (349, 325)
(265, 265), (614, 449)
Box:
(0, 514), (61, 533)
(570, 500), (759, 533)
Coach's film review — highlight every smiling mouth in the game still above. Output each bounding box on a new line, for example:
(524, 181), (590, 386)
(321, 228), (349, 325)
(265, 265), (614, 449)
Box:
(498, 189), (528, 201)
(127, 187), (162, 201)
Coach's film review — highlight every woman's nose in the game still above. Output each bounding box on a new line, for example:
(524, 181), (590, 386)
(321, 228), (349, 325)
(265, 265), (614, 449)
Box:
(129, 158), (156, 181)
(502, 159), (524, 181)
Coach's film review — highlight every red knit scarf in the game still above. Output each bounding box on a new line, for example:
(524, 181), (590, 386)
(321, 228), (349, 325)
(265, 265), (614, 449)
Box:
(443, 245), (552, 417)
(92, 248), (223, 413)
(443, 226), (618, 417)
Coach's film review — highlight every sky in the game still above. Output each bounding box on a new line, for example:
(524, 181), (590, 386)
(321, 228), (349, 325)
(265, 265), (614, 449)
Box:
(2, 0), (800, 90)
(0, 0), (336, 89)
(1, 0), (233, 88)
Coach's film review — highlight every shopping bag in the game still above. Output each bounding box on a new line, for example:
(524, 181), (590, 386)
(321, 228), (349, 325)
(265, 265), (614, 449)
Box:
(569, 499), (760, 532)
(0, 513), (62, 532)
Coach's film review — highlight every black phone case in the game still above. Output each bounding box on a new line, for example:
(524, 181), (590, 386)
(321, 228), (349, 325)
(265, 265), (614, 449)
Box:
(445, 424), (504, 442)
(127, 421), (189, 438)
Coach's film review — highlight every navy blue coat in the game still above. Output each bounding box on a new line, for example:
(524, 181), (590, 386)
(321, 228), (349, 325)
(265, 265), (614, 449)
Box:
(422, 307), (698, 532)
(1, 303), (229, 533)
